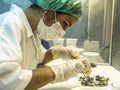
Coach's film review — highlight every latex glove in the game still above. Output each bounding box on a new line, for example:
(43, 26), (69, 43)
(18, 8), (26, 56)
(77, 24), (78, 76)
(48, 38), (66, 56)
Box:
(81, 57), (92, 76)
(46, 58), (91, 83)
(51, 46), (80, 60)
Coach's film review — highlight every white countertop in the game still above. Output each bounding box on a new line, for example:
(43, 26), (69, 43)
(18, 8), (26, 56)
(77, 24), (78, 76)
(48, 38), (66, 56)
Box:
(38, 65), (120, 90)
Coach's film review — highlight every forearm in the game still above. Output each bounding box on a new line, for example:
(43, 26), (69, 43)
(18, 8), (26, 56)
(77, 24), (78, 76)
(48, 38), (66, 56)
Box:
(25, 66), (55, 90)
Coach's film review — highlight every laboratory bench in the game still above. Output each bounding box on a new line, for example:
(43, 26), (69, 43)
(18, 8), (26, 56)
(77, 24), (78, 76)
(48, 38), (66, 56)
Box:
(38, 65), (120, 90)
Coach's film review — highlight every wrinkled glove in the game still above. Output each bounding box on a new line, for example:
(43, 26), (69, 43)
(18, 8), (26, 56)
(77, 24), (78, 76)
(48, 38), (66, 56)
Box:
(81, 57), (92, 76)
(46, 57), (91, 83)
(51, 46), (80, 60)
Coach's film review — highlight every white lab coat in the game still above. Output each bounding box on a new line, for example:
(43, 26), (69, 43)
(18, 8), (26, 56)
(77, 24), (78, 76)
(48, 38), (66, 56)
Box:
(0, 4), (47, 90)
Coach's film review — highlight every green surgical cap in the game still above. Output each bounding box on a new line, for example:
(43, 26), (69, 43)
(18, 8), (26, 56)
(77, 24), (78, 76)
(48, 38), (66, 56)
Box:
(30, 0), (82, 18)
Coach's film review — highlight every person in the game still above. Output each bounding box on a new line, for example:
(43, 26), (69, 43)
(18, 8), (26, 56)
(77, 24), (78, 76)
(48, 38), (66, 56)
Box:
(0, 0), (92, 90)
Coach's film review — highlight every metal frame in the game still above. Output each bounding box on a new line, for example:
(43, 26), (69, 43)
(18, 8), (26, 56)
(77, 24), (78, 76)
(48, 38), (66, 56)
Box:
(102, 0), (115, 64)
(109, 0), (116, 65)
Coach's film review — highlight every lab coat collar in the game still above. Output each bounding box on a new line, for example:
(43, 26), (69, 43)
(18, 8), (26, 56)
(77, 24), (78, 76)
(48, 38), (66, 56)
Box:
(10, 4), (33, 37)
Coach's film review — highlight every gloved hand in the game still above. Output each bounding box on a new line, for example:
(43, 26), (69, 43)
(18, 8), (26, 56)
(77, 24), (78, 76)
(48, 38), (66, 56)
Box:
(46, 57), (91, 83)
(51, 46), (80, 60)
(81, 57), (92, 76)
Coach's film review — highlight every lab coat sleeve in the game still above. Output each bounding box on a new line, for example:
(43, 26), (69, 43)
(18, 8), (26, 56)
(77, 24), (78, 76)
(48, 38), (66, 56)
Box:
(38, 44), (47, 64)
(0, 17), (32, 90)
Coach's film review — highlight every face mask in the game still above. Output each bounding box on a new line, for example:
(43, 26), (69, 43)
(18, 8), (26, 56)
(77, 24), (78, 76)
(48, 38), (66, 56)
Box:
(36, 12), (65, 40)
